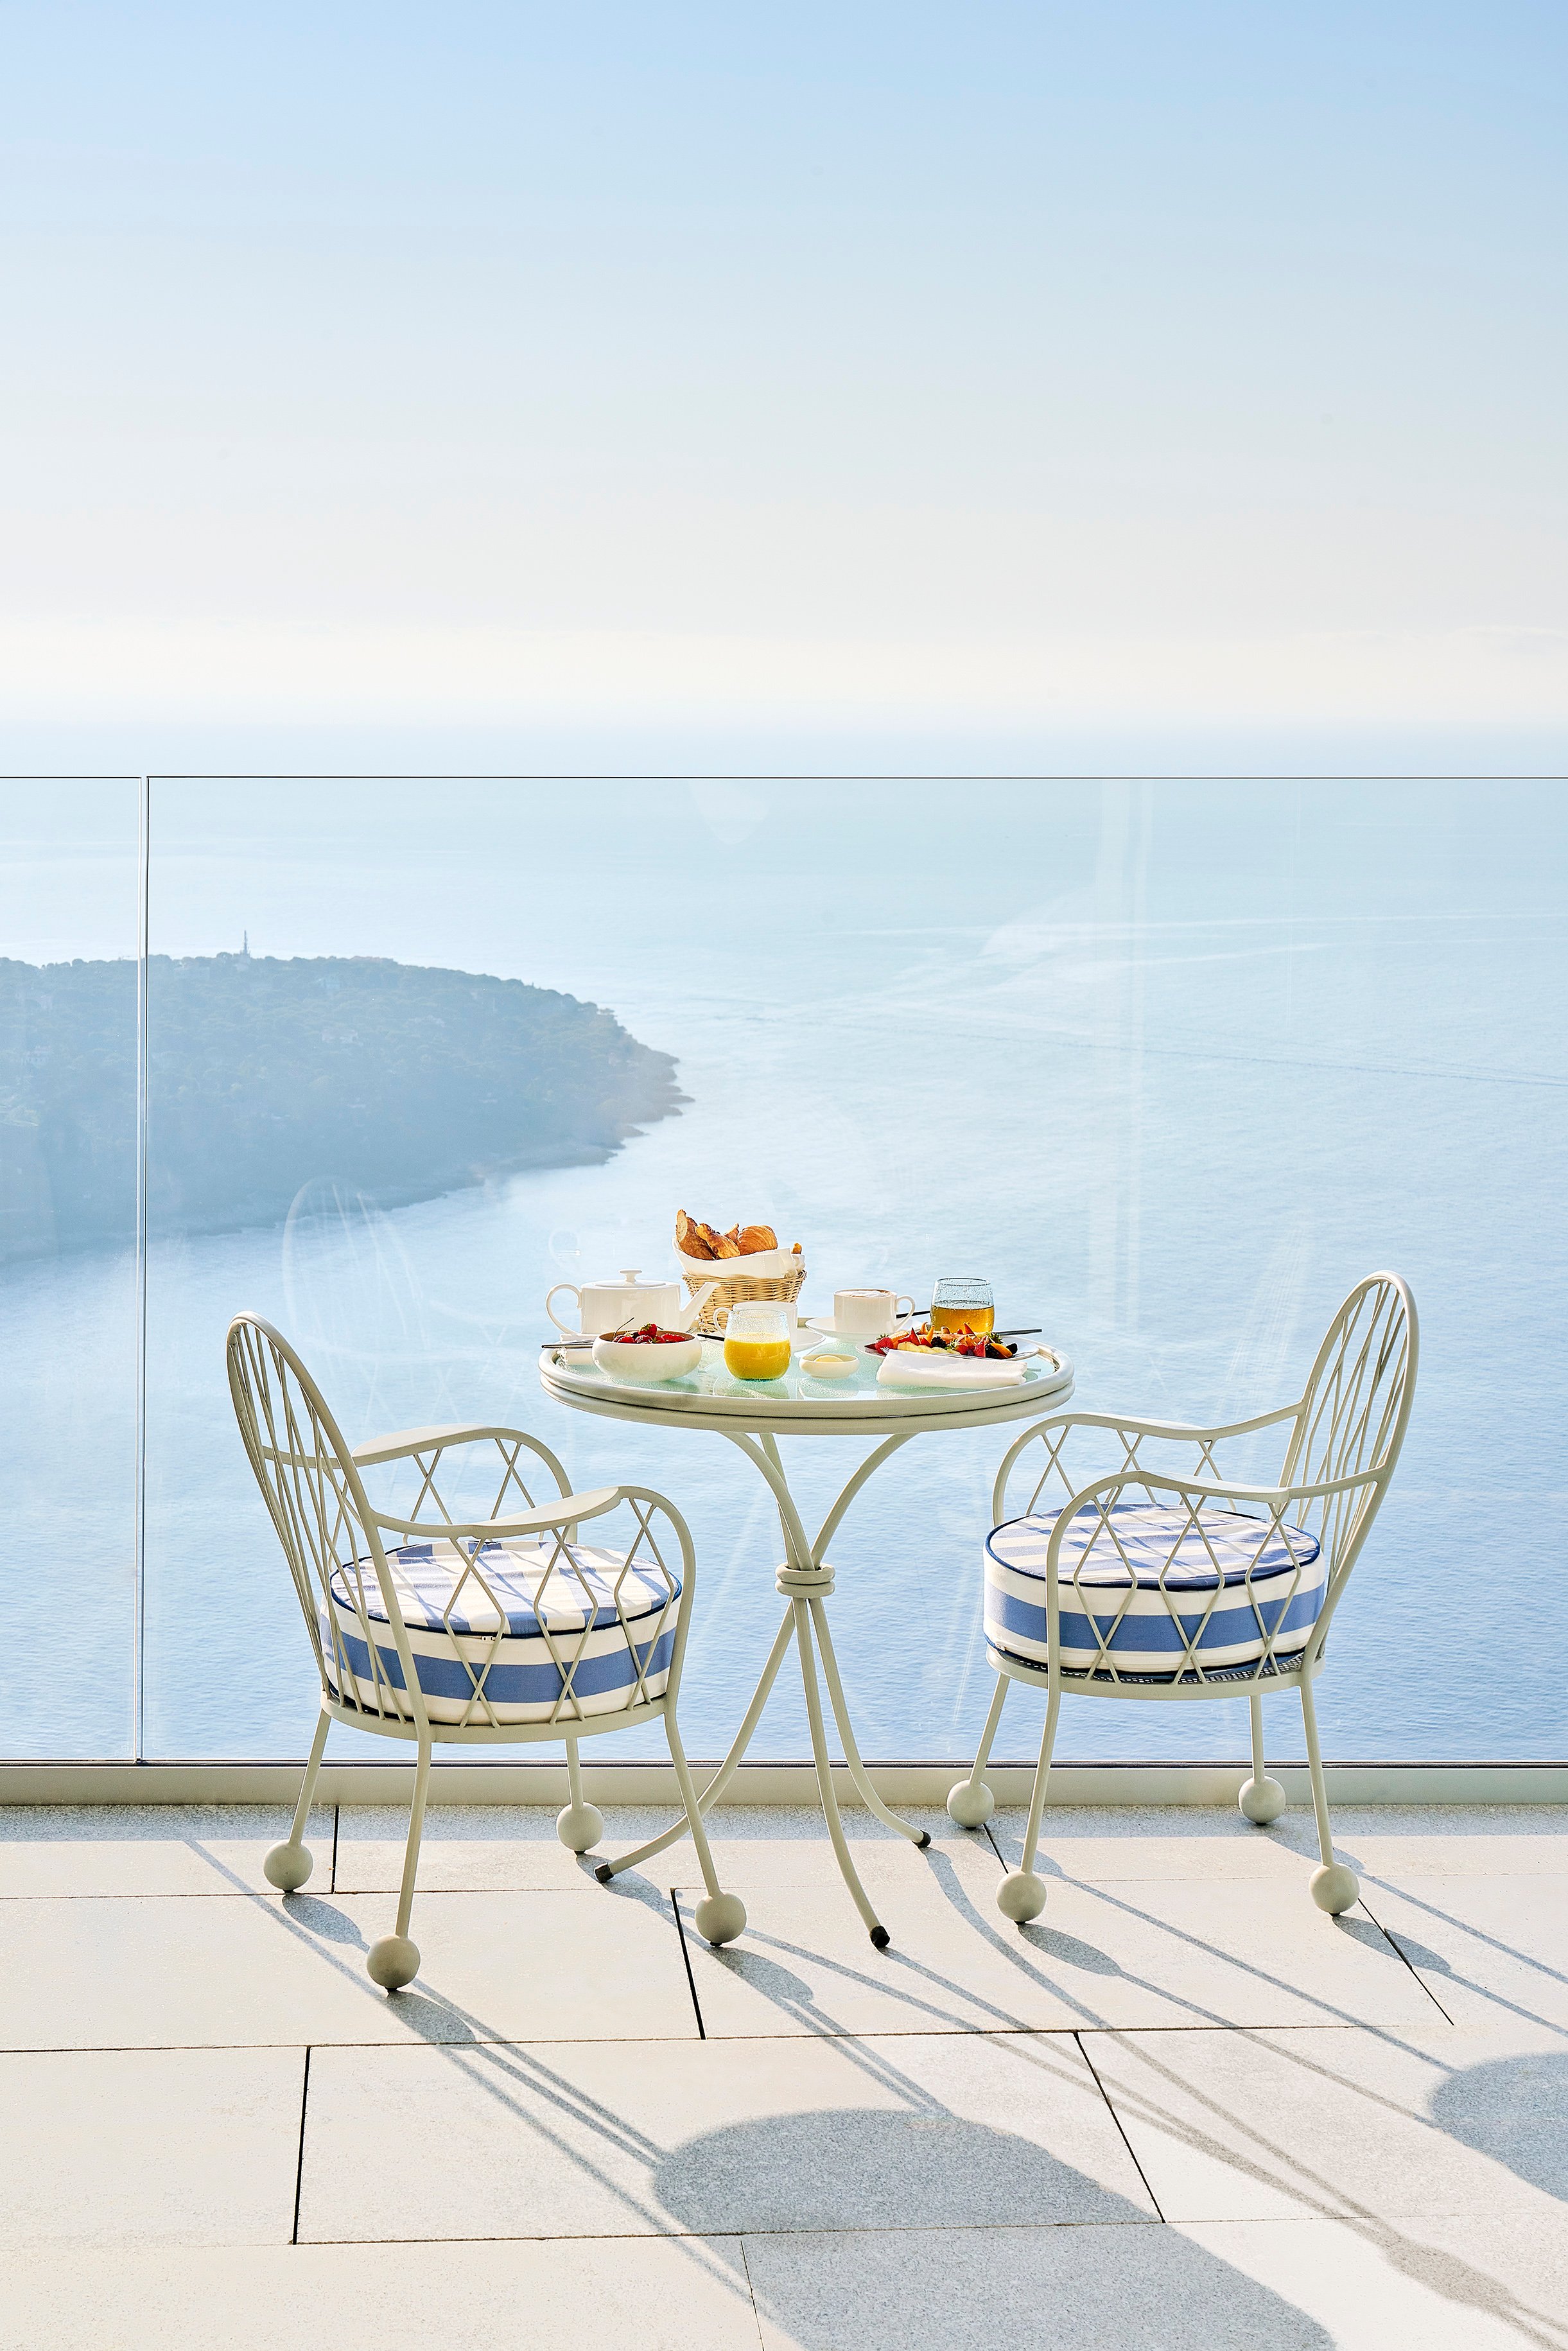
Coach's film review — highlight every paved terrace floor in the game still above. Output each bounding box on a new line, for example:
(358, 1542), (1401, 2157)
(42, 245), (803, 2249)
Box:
(0, 1798), (1564, 2349)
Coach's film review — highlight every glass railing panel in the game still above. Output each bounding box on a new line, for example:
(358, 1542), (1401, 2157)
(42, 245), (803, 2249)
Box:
(0, 779), (141, 1757)
(141, 776), (1568, 1762)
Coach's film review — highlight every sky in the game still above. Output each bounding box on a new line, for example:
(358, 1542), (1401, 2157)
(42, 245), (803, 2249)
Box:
(1, 1), (1565, 770)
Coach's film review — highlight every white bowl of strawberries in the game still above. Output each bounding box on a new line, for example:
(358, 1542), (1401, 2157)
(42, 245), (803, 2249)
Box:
(591, 1325), (704, 1383)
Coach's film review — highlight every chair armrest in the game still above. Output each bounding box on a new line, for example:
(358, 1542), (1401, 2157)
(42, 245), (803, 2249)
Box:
(353, 1423), (545, 1468)
(1061, 1465), (1379, 1514)
(993, 1402), (1305, 1528)
(1018, 1403), (1302, 1447)
(370, 1484), (623, 1543)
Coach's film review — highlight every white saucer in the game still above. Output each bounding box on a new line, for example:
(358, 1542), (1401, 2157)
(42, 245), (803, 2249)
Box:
(803, 1315), (918, 1342)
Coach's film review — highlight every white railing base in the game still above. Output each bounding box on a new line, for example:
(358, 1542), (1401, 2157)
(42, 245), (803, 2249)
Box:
(1, 1759), (1564, 1807)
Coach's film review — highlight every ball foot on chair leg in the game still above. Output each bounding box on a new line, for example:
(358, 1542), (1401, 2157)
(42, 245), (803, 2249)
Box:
(367, 1934), (420, 1991)
(593, 1860), (615, 1885)
(694, 1891), (747, 1946)
(556, 1799), (604, 1855)
(263, 1841), (313, 1892)
(869, 1924), (891, 1950)
(1239, 1775), (1287, 1827)
(997, 1869), (1047, 1925)
(915, 1830), (932, 1849)
(946, 1778), (995, 1830)
(1310, 1862), (1360, 1916)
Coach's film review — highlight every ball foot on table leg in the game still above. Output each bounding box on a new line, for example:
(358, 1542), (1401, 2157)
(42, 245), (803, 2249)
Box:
(593, 1861), (614, 1885)
(915, 1830), (932, 1849)
(869, 1923), (891, 1950)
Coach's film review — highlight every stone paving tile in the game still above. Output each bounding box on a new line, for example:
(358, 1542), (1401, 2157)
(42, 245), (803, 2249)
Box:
(1305, 1806), (1568, 1881)
(299, 2027), (1155, 2243)
(0, 2237), (763, 2351)
(1356, 1875), (1568, 2031)
(742, 2217), (1333, 2350)
(1084, 2022), (1568, 2223)
(0, 1880), (697, 2050)
(0, 2048), (302, 2246)
(0, 1807), (336, 1900)
(984, 1805), (1568, 1887)
(334, 1801), (984, 1895)
(743, 2208), (1568, 2350)
(680, 1865), (1447, 2038)
(1178, 2211), (1568, 2350)
(982, 1803), (1327, 1883)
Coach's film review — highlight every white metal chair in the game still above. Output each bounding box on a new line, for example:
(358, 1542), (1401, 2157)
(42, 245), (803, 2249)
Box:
(948, 1273), (1417, 1923)
(227, 1313), (744, 1989)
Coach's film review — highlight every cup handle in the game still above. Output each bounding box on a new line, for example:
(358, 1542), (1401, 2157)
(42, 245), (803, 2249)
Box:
(894, 1295), (918, 1321)
(546, 1282), (583, 1336)
(712, 1304), (731, 1333)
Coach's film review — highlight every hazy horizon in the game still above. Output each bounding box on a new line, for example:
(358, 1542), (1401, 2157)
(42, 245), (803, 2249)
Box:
(3, 3), (1565, 751)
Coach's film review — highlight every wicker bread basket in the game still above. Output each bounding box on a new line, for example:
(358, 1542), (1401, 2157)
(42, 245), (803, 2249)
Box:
(679, 1251), (806, 1336)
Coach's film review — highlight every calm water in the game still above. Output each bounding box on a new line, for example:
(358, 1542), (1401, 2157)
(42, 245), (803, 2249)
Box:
(4, 778), (1566, 1760)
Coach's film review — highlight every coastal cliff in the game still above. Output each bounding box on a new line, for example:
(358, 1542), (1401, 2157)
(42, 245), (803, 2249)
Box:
(0, 953), (684, 1261)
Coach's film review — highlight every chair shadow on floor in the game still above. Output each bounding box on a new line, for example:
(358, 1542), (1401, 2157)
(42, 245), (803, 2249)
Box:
(1429, 2049), (1568, 2201)
(653, 2112), (1334, 2350)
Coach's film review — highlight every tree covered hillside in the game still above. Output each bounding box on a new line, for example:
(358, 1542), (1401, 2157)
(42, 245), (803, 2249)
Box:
(0, 953), (684, 1261)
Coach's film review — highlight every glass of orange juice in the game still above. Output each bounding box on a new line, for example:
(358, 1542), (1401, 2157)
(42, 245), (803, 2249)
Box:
(930, 1277), (995, 1338)
(722, 1300), (792, 1381)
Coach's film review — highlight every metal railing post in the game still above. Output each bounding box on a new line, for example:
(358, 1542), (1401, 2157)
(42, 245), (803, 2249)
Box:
(133, 775), (150, 1761)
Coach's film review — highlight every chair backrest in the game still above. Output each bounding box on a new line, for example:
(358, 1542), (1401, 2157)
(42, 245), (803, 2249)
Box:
(227, 1311), (424, 1729)
(1278, 1271), (1418, 1614)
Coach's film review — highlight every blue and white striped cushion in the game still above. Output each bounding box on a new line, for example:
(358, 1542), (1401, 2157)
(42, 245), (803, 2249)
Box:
(324, 1538), (678, 1725)
(984, 1503), (1324, 1679)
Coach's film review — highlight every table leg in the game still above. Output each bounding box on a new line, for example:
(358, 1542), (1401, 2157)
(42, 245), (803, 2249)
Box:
(595, 1421), (928, 1943)
(808, 1595), (930, 1850)
(793, 1596), (889, 1946)
(595, 1606), (796, 1881)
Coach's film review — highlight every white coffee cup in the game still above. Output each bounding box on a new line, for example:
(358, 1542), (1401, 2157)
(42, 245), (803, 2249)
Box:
(833, 1288), (917, 1338)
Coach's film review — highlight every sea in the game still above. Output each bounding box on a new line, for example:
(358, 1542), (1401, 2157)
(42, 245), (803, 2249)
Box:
(4, 776), (1565, 1763)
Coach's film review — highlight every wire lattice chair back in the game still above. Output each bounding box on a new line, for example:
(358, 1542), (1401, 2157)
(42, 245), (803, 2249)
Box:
(228, 1313), (421, 1730)
(1276, 1272), (1416, 1601)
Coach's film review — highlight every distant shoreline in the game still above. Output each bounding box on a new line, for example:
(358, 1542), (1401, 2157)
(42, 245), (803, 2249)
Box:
(0, 952), (685, 1264)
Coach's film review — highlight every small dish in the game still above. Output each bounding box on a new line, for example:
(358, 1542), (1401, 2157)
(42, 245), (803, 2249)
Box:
(591, 1333), (703, 1383)
(799, 1347), (858, 1381)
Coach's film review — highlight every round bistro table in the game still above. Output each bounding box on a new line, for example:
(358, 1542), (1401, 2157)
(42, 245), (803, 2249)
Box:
(539, 1335), (1075, 1945)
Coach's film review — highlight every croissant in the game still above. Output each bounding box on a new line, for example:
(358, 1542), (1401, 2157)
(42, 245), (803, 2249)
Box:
(676, 1210), (796, 1263)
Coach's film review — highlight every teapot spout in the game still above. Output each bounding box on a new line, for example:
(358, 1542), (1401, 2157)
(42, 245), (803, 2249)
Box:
(672, 1280), (716, 1331)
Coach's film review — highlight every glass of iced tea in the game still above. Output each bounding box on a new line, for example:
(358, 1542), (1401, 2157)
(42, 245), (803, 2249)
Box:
(930, 1277), (995, 1339)
(722, 1300), (793, 1381)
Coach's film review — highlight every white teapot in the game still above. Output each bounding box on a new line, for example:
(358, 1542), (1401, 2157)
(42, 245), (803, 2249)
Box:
(546, 1268), (711, 1339)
